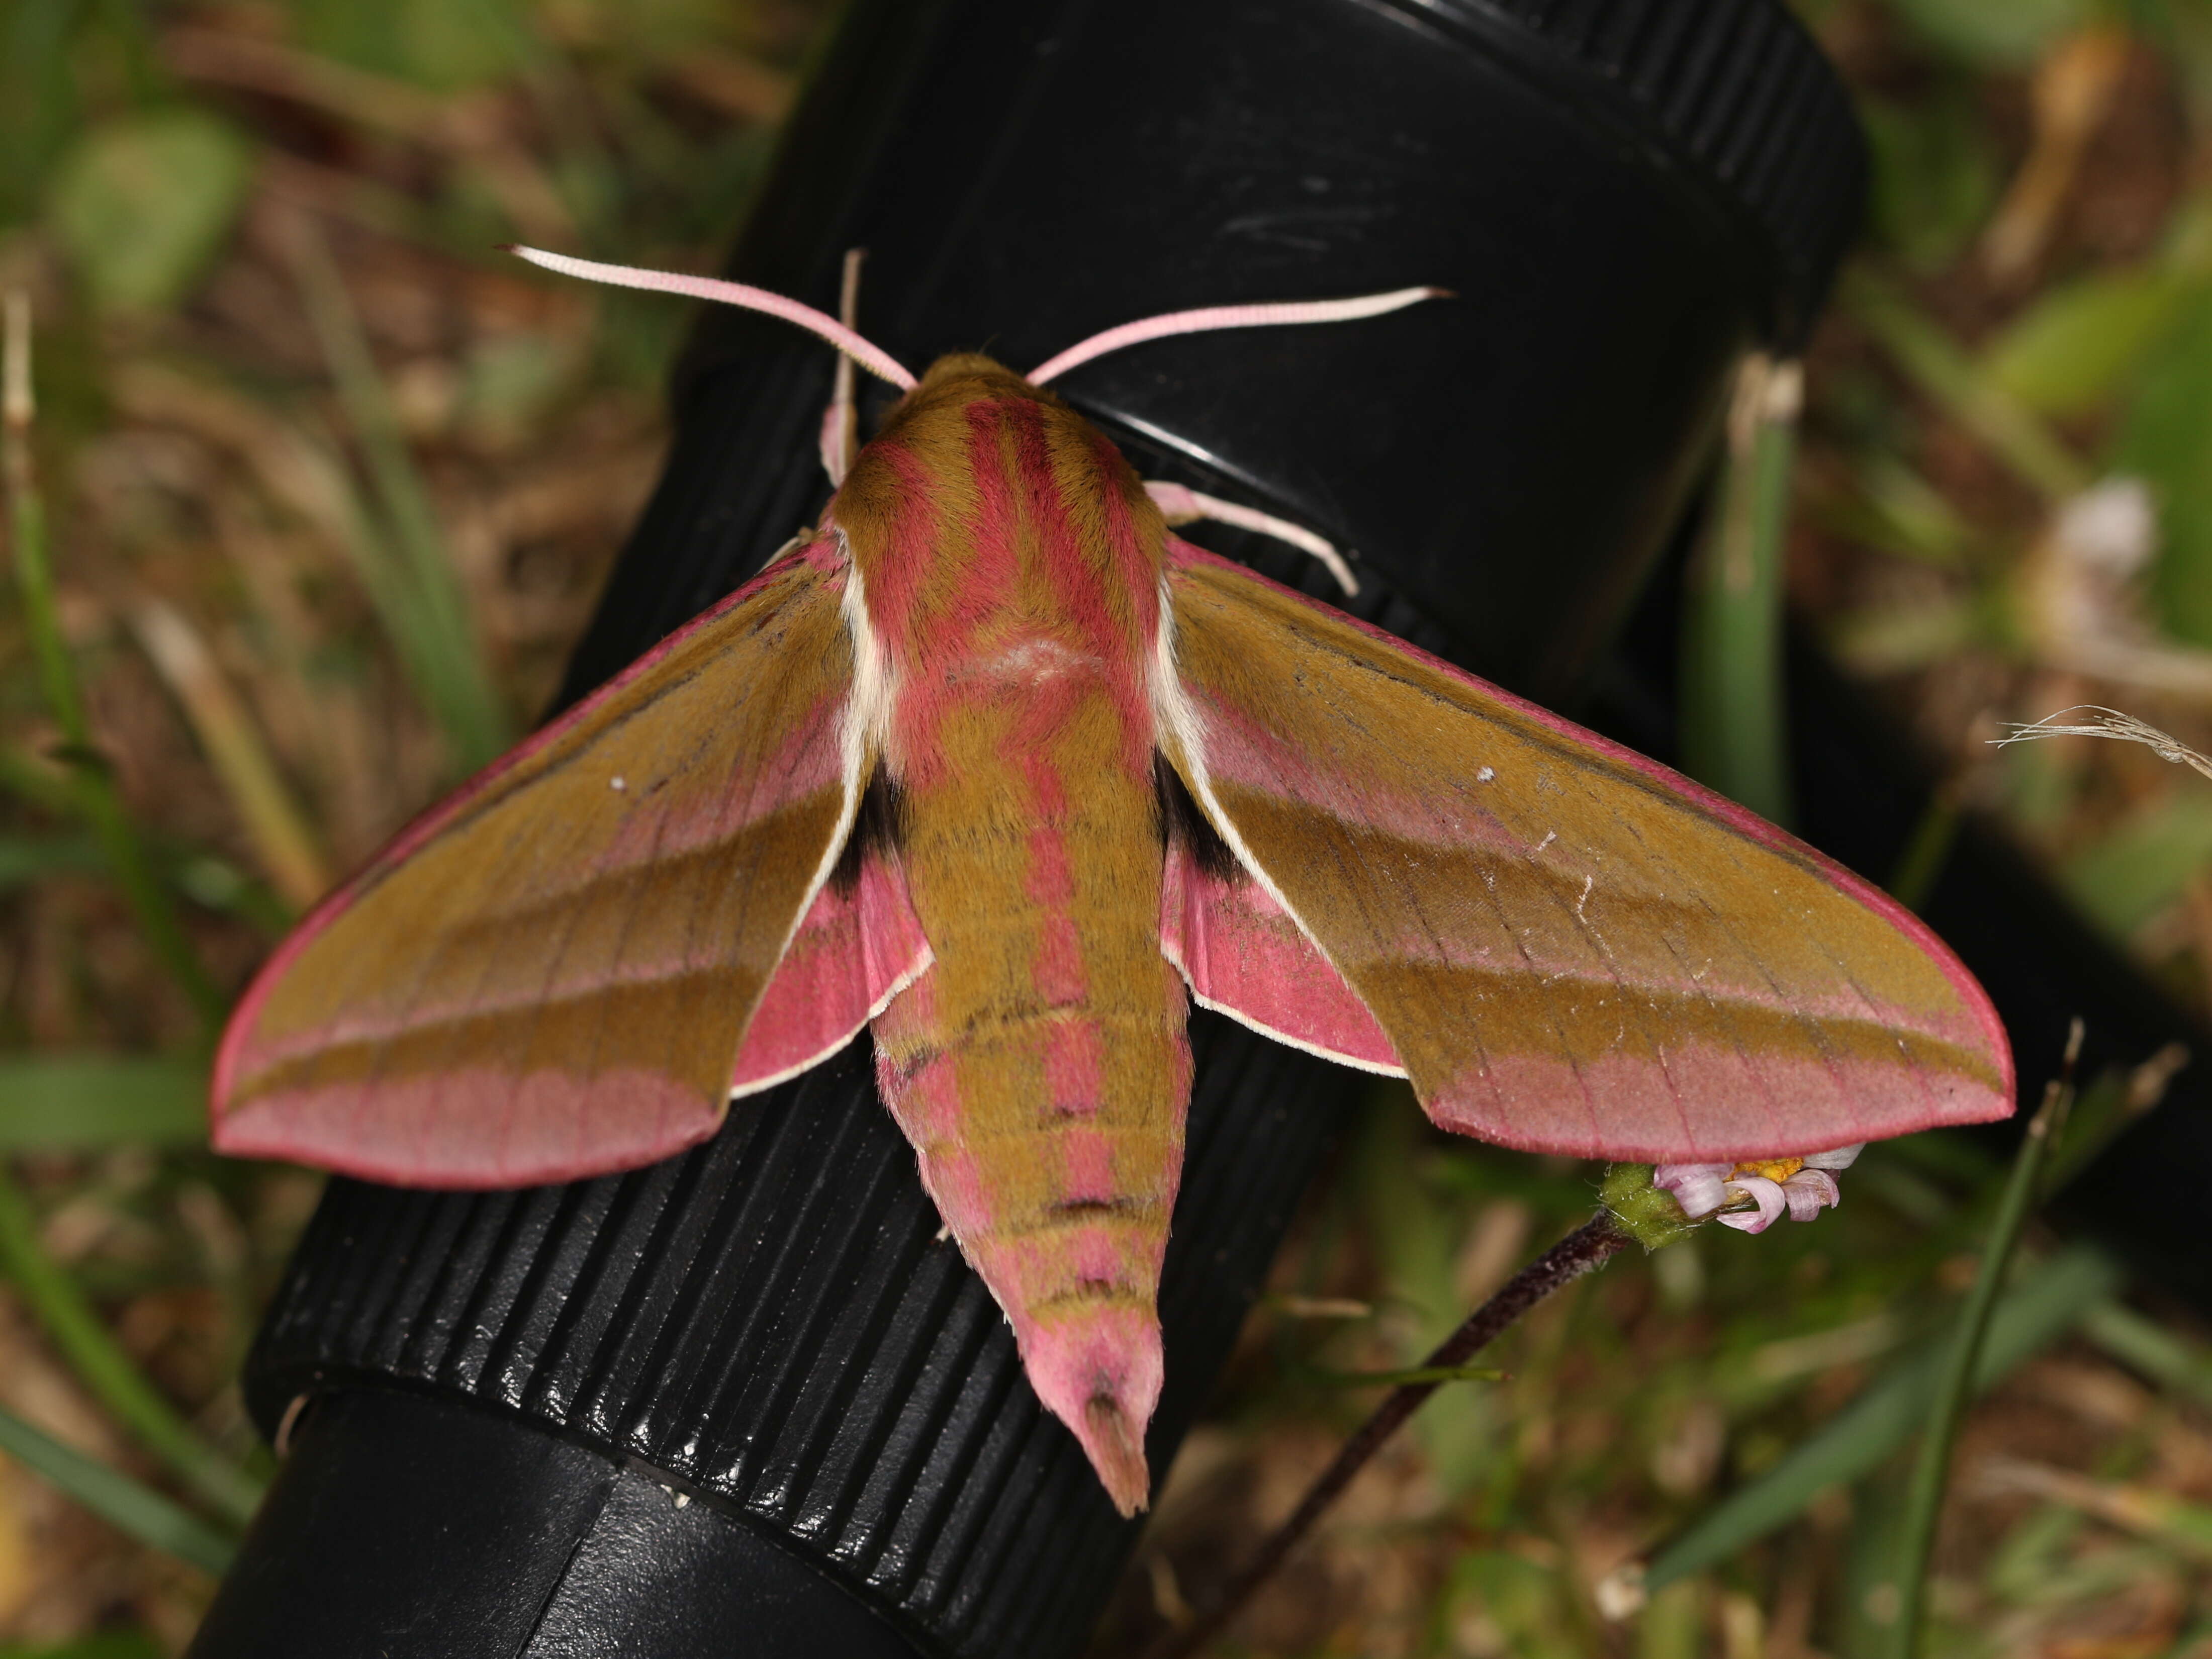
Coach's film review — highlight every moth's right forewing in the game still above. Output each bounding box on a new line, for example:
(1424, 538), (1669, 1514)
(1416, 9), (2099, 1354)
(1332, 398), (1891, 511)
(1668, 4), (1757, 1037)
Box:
(213, 546), (865, 1186)
(1160, 541), (2013, 1164)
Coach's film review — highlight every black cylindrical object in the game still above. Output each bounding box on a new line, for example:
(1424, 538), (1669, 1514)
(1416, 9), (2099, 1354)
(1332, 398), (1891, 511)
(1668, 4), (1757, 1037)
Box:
(189, 4), (1868, 1656)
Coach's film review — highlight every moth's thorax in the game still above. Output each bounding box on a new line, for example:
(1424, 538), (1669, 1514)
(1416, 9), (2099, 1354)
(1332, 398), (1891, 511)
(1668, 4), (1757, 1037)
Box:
(827, 355), (1167, 744)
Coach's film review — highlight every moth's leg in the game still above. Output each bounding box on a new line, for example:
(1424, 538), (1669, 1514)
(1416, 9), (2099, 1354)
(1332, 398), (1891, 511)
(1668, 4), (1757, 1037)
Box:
(1143, 481), (1358, 596)
(818, 248), (866, 486)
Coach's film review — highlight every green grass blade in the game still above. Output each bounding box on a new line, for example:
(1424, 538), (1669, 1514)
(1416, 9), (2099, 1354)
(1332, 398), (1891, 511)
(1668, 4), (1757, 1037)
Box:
(0, 743), (79, 815)
(0, 1164), (264, 1526)
(2079, 1298), (2212, 1415)
(1682, 353), (1800, 828)
(0, 1402), (236, 1576)
(4, 295), (225, 1030)
(275, 217), (510, 772)
(0, 1636), (164, 1659)
(1979, 265), (2195, 417)
(1640, 1241), (2123, 1591)
(1838, 1462), (1911, 1659)
(1887, 792), (1962, 912)
(0, 752), (293, 935)
(0, 1056), (208, 1149)
(1890, 1065), (2069, 1658)
(130, 599), (332, 909)
(0, 832), (104, 887)
(65, 776), (228, 1029)
(2039, 1059), (2181, 1197)
(1847, 269), (2091, 502)
(1976, 1461), (2212, 1560)
(1636, 1577), (1707, 1659)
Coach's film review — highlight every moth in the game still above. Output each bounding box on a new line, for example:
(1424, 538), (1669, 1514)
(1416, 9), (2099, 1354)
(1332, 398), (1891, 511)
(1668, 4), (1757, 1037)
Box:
(212, 249), (2014, 1516)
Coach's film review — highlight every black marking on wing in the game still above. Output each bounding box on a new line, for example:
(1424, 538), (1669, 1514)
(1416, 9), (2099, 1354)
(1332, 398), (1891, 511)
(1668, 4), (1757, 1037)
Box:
(829, 767), (907, 893)
(1153, 752), (1239, 883)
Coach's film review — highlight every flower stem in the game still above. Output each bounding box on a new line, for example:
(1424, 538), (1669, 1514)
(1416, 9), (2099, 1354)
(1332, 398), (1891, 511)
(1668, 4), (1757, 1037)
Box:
(1890, 1021), (2078, 1658)
(1150, 1211), (1632, 1659)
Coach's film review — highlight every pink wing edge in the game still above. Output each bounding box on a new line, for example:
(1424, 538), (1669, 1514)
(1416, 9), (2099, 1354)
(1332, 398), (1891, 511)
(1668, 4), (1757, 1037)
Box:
(1160, 536), (2018, 1126)
(210, 535), (872, 1183)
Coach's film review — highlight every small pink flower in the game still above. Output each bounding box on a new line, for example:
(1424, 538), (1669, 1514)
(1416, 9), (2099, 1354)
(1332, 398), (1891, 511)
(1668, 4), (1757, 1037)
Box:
(1653, 1144), (1863, 1235)
(1781, 1167), (1840, 1221)
(1651, 1162), (1728, 1219)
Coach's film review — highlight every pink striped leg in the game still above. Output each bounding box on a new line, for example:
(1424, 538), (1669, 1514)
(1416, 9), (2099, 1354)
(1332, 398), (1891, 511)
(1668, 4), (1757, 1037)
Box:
(817, 248), (867, 485)
(1143, 481), (1359, 596)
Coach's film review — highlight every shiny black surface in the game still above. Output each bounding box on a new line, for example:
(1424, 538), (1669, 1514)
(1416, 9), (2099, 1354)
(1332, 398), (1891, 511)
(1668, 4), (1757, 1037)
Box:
(186, 1391), (920, 1659)
(569, 0), (1864, 710)
(225, 1027), (1344, 1657)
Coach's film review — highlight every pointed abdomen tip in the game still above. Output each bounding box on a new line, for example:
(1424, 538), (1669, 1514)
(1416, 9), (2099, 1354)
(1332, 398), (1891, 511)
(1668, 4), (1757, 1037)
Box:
(1085, 1397), (1151, 1518)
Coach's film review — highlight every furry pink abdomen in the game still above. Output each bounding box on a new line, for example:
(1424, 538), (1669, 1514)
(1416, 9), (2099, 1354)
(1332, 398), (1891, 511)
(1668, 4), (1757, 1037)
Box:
(867, 650), (1187, 1516)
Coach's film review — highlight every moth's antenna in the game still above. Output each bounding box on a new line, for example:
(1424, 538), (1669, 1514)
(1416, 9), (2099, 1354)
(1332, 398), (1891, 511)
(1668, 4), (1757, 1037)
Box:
(820, 249), (867, 485)
(1027, 287), (1450, 386)
(507, 246), (918, 391)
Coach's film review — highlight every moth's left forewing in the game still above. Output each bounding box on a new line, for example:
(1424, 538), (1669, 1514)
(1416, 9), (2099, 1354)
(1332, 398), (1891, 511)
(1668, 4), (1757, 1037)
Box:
(214, 543), (874, 1185)
(1157, 541), (2013, 1163)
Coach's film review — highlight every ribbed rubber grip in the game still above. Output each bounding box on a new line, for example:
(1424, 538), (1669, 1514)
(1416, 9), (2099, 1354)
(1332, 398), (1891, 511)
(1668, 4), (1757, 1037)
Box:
(244, 1025), (1355, 1657)
(1445, 0), (1866, 340)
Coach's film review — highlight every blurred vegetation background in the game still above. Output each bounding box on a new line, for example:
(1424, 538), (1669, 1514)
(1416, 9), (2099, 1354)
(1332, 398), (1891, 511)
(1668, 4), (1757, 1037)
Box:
(6, 0), (2212, 1655)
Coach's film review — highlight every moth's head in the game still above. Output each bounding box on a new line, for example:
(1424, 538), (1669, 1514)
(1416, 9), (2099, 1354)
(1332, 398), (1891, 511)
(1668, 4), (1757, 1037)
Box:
(880, 351), (1072, 426)
(913, 351), (1060, 403)
(836, 350), (1137, 542)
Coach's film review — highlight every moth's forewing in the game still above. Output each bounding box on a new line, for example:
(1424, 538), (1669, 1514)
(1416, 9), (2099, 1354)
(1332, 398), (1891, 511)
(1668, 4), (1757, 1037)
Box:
(213, 544), (866, 1186)
(1159, 540), (2013, 1162)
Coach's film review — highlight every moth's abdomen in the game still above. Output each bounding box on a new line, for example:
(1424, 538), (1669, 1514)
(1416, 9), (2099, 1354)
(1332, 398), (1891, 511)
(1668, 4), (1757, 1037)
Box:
(872, 977), (1189, 1301)
(839, 362), (1181, 1512)
(868, 679), (1183, 1515)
